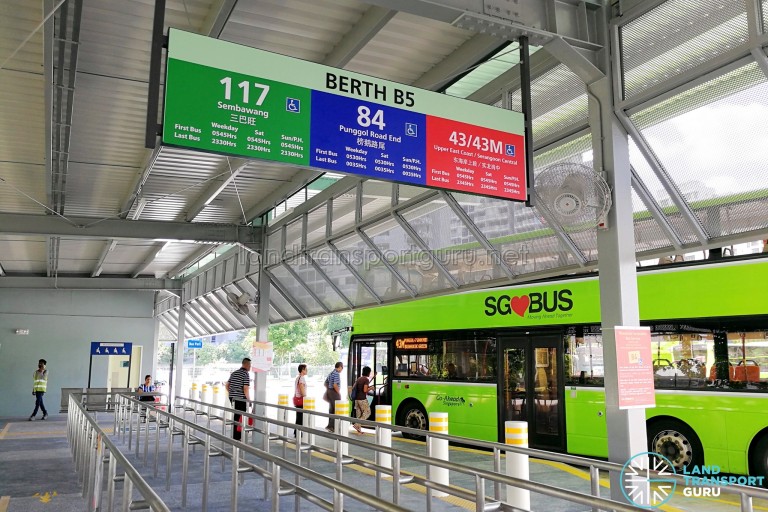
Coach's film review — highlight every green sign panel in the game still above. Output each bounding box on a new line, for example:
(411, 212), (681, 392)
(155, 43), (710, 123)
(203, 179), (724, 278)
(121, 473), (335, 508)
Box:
(164, 59), (311, 165)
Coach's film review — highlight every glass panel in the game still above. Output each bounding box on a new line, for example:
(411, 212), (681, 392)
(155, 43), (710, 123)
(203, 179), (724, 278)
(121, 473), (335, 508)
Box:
(268, 282), (302, 320)
(269, 264), (326, 316)
(631, 62), (768, 239)
(361, 180), (393, 220)
(629, 139), (699, 244)
(363, 217), (445, 294)
(309, 244), (377, 307)
(533, 347), (559, 435)
(632, 188), (676, 254)
(504, 347), (527, 423)
(621, 0), (749, 99)
(331, 186), (357, 236)
(334, 232), (409, 300)
(266, 231), (283, 266)
(564, 329), (605, 386)
(397, 184), (431, 203)
(286, 255), (347, 311)
(285, 219), (303, 258)
(306, 203), (327, 247)
(510, 64), (588, 143)
(402, 198), (506, 285)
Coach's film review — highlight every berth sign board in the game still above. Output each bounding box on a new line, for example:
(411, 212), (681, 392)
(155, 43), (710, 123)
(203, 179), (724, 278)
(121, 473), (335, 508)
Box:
(91, 342), (132, 356)
(162, 29), (527, 201)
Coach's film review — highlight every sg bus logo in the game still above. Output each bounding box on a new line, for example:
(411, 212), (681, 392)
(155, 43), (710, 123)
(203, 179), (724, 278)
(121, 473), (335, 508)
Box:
(483, 290), (573, 317)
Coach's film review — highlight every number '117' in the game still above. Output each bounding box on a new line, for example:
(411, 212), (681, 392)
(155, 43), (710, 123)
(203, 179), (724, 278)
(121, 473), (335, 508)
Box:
(220, 77), (270, 105)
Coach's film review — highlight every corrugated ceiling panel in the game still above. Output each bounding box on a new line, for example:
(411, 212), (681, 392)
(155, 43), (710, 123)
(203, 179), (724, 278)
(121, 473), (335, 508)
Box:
(137, 241), (203, 277)
(0, 163), (47, 215)
(0, 235), (46, 273)
(345, 12), (473, 84)
(0, 0), (44, 239)
(56, 238), (105, 273)
(221, 0), (367, 61)
(0, 0), (43, 74)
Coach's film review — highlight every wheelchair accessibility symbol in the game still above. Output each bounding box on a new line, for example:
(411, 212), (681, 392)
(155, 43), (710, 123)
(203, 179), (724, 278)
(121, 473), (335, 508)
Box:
(286, 98), (300, 113)
(405, 123), (418, 137)
(505, 144), (516, 157)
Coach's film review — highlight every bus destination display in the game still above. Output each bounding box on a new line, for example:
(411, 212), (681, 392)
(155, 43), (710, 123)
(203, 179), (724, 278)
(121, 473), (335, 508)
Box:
(162, 29), (527, 202)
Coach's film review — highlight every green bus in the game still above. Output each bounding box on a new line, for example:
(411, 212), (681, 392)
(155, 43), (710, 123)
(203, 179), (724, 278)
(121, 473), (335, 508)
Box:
(347, 257), (768, 478)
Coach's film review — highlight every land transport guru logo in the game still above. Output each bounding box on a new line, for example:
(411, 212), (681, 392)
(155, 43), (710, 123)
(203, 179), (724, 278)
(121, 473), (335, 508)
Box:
(483, 289), (573, 318)
(621, 452), (765, 508)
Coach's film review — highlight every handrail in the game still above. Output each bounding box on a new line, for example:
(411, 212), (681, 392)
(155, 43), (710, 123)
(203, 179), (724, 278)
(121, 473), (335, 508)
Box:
(249, 396), (768, 504)
(173, 396), (650, 512)
(68, 394), (170, 512)
(117, 394), (409, 512)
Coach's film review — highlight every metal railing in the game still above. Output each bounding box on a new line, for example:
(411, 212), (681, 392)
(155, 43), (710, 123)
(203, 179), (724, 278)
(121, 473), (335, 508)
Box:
(169, 396), (646, 512)
(177, 395), (768, 512)
(68, 394), (170, 512)
(114, 394), (409, 512)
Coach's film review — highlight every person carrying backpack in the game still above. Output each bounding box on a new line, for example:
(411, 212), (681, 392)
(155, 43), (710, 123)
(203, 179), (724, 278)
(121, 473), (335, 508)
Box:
(324, 362), (343, 432)
(352, 366), (373, 433)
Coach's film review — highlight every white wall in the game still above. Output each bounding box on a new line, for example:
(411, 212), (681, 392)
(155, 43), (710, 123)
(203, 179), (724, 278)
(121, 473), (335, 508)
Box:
(0, 289), (156, 417)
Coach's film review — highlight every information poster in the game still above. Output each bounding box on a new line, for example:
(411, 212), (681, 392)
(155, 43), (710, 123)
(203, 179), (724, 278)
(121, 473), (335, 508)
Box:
(251, 341), (273, 373)
(615, 326), (655, 409)
(162, 29), (527, 201)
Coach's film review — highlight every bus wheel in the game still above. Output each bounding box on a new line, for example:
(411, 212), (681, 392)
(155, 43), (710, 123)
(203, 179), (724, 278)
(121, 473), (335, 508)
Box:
(399, 401), (428, 440)
(748, 434), (768, 483)
(647, 419), (703, 471)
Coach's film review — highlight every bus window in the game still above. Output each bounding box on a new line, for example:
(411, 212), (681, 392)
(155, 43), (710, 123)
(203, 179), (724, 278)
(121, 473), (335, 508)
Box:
(392, 333), (496, 382)
(564, 333), (604, 386)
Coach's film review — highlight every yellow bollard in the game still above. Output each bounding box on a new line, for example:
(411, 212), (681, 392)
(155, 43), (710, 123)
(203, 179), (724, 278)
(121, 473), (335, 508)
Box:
(505, 421), (530, 508)
(428, 412), (449, 497)
(277, 394), (289, 437)
(375, 405), (392, 470)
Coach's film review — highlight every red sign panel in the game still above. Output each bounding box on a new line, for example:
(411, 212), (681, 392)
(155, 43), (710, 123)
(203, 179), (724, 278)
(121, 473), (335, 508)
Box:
(426, 116), (526, 201)
(615, 326), (655, 409)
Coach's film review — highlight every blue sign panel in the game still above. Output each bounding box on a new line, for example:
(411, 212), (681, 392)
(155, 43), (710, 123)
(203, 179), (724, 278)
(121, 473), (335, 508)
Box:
(187, 338), (203, 349)
(309, 90), (427, 185)
(91, 342), (133, 356)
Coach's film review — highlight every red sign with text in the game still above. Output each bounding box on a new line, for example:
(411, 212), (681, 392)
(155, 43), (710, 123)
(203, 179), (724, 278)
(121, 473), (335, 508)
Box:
(615, 326), (655, 409)
(426, 117), (526, 201)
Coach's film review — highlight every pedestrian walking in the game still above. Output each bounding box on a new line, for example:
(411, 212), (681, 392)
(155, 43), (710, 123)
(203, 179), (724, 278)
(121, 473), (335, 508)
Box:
(225, 358), (251, 441)
(29, 359), (48, 421)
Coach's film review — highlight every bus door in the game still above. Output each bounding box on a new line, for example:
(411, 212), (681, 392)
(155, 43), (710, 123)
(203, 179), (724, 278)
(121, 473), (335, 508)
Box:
(348, 336), (391, 408)
(499, 334), (565, 451)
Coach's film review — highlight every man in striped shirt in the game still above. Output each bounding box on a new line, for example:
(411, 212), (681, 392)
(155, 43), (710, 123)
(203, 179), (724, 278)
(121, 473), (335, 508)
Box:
(225, 358), (251, 441)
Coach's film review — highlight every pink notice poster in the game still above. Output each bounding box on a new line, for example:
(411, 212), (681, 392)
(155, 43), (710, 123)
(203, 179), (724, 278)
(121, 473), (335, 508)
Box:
(615, 326), (655, 409)
(251, 341), (273, 373)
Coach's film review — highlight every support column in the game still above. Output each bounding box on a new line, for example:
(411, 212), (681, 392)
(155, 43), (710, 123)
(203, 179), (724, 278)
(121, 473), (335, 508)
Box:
(171, 307), (186, 406)
(589, 16), (647, 503)
(253, 254), (270, 406)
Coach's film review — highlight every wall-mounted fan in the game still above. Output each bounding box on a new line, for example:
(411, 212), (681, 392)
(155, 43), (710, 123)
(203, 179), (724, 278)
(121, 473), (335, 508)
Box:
(226, 291), (252, 316)
(535, 163), (612, 231)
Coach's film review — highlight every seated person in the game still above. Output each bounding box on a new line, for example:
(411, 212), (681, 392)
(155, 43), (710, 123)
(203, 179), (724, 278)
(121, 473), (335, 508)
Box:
(138, 374), (156, 402)
(445, 362), (458, 379)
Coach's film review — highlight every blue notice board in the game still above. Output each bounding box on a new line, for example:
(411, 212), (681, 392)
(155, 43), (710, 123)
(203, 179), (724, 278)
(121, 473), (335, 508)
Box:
(91, 342), (132, 356)
(187, 338), (203, 349)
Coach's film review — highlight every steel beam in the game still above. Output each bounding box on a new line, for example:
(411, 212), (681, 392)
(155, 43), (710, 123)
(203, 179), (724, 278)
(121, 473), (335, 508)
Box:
(323, 6), (396, 67)
(0, 277), (180, 290)
(411, 34), (502, 91)
(243, 170), (339, 224)
(439, 190), (516, 279)
(0, 213), (261, 245)
(282, 262), (331, 314)
(630, 170), (683, 251)
(132, 243), (166, 278)
(618, 115), (709, 244)
(184, 158), (250, 221)
(363, 0), (602, 50)
(165, 245), (217, 278)
(92, 240), (118, 277)
(392, 212), (459, 288)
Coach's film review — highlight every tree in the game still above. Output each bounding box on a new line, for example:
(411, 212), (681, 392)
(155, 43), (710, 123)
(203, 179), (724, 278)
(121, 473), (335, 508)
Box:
(219, 331), (252, 363)
(324, 313), (353, 349)
(194, 339), (221, 366)
(267, 320), (310, 366)
(157, 342), (174, 365)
